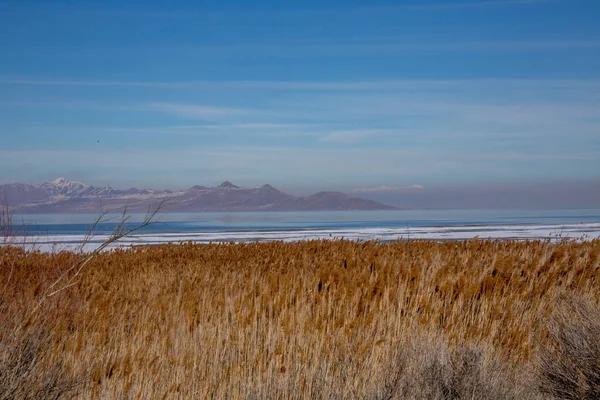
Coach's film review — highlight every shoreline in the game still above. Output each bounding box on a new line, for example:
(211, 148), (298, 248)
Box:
(6, 221), (600, 252)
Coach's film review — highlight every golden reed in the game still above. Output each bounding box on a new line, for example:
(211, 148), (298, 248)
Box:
(1, 239), (599, 398)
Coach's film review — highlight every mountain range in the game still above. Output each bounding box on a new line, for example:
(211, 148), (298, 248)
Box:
(0, 178), (396, 213)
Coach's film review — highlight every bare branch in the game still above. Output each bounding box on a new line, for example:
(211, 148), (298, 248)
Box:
(26, 200), (166, 321)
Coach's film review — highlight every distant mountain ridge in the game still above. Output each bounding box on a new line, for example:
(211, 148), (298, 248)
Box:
(1, 178), (396, 213)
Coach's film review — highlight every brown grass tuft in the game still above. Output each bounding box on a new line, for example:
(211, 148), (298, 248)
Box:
(538, 295), (600, 399)
(0, 323), (81, 399)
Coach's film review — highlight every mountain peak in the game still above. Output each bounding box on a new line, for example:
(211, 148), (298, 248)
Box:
(40, 177), (90, 197)
(259, 184), (281, 192)
(218, 181), (238, 189)
(189, 185), (208, 191)
(49, 177), (87, 187)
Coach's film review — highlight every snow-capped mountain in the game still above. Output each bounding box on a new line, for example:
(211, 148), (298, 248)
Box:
(40, 178), (94, 197)
(0, 178), (396, 213)
(38, 178), (162, 198)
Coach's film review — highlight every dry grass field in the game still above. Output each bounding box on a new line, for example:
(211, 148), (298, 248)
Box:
(2, 238), (600, 399)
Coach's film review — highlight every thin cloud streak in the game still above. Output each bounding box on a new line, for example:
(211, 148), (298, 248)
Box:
(82, 123), (330, 137)
(2, 38), (597, 59)
(146, 103), (267, 120)
(3, 78), (600, 90)
(134, 38), (600, 53)
(353, 185), (425, 193)
(471, 151), (600, 161)
(19, 0), (552, 19)
(405, 0), (553, 10)
(319, 130), (390, 143)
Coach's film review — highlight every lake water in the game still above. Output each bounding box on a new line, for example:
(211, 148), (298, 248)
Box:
(9, 209), (600, 252)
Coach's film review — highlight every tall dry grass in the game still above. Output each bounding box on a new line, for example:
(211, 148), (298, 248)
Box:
(1, 238), (600, 398)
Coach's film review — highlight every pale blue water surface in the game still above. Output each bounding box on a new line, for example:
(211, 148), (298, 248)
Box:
(14, 209), (600, 236)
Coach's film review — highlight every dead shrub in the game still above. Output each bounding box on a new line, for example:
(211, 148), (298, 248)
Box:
(0, 324), (80, 400)
(538, 295), (600, 399)
(373, 333), (540, 400)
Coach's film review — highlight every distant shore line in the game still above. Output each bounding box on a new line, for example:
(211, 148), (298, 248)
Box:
(4, 222), (599, 253)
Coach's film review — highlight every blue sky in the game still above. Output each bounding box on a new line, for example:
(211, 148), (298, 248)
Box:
(1, 0), (599, 206)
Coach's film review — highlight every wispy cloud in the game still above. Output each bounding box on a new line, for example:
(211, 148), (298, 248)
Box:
(18, 0), (551, 19)
(319, 129), (388, 143)
(3, 38), (597, 60)
(146, 103), (262, 120)
(471, 151), (600, 161)
(83, 123), (328, 137)
(2, 78), (600, 91)
(0, 78), (171, 87)
(0, 77), (600, 91)
(404, 0), (553, 10)
(430, 40), (600, 51)
(353, 185), (425, 193)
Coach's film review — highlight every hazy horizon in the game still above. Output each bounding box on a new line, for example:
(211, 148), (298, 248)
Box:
(1, 0), (599, 208)
(2, 176), (599, 209)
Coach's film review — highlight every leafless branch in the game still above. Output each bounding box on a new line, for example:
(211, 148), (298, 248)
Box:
(26, 200), (166, 320)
